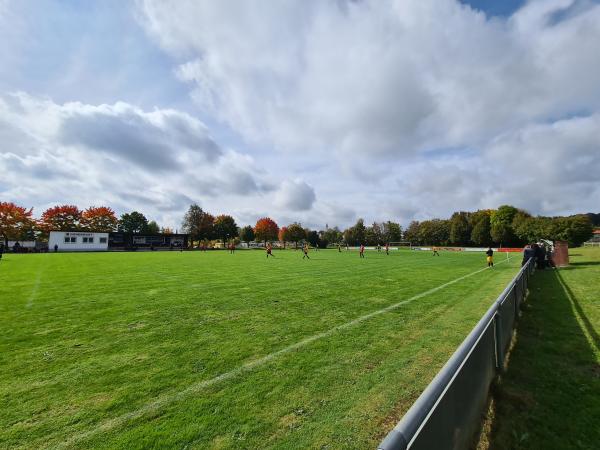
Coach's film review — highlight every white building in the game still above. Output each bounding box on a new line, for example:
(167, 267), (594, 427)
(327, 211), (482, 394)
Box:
(49, 231), (109, 252)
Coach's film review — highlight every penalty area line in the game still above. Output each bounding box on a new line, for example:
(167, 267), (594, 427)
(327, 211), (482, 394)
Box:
(56, 257), (511, 449)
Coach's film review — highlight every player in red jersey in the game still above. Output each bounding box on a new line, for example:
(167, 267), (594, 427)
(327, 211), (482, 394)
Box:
(266, 243), (275, 258)
(359, 244), (365, 258)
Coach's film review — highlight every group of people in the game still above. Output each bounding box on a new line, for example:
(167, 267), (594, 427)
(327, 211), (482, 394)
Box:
(522, 243), (553, 269)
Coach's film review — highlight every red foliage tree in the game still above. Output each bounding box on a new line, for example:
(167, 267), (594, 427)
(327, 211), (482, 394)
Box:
(254, 217), (279, 243)
(40, 205), (82, 233)
(0, 202), (34, 246)
(80, 206), (118, 232)
(278, 226), (288, 248)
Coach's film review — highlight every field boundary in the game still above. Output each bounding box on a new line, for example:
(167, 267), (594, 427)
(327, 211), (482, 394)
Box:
(53, 258), (512, 449)
(378, 257), (534, 450)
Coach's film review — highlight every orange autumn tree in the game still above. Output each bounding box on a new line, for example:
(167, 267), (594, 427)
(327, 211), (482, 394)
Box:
(254, 217), (279, 243)
(40, 205), (82, 233)
(278, 226), (288, 248)
(80, 206), (118, 232)
(0, 202), (34, 246)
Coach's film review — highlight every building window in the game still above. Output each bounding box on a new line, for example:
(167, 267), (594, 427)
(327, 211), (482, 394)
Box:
(99, 237), (107, 243)
(70, 237), (77, 243)
(82, 237), (94, 244)
(64, 237), (70, 243)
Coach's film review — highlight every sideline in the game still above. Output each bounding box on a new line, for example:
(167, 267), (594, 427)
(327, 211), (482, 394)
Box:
(55, 258), (512, 449)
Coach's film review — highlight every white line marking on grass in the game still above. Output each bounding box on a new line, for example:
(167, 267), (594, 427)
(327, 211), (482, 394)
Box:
(55, 258), (511, 449)
(25, 270), (43, 308)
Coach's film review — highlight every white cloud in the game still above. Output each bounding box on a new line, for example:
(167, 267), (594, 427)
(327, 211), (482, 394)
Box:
(0, 92), (316, 226)
(274, 179), (316, 211)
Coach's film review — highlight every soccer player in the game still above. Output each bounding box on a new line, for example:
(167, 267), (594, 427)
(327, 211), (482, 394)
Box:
(338, 243), (342, 253)
(266, 243), (275, 258)
(229, 242), (235, 254)
(432, 246), (440, 256)
(486, 247), (494, 267)
(302, 243), (310, 259)
(359, 244), (365, 258)
(385, 243), (390, 255)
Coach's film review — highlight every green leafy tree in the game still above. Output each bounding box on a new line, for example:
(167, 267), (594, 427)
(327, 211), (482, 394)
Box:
(449, 212), (472, 245)
(382, 221), (402, 243)
(322, 226), (343, 244)
(403, 221), (421, 245)
(553, 215), (593, 247)
(490, 205), (519, 245)
(214, 215), (238, 244)
(418, 219), (450, 245)
(146, 220), (160, 234)
(239, 225), (255, 246)
(306, 230), (320, 247)
(344, 218), (366, 245)
(118, 211), (148, 234)
(471, 215), (492, 246)
(286, 223), (306, 248)
(365, 222), (383, 246)
(182, 204), (214, 243)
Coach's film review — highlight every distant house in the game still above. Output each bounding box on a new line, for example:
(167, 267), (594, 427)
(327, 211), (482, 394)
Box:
(49, 231), (189, 251)
(584, 229), (600, 246)
(49, 231), (109, 252)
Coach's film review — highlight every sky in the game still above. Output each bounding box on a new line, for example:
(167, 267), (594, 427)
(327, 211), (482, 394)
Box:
(1, 0), (599, 230)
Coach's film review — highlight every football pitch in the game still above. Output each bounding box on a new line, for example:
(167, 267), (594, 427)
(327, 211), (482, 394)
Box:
(1, 249), (521, 449)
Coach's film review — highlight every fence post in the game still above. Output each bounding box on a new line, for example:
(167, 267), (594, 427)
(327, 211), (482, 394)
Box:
(494, 312), (504, 370)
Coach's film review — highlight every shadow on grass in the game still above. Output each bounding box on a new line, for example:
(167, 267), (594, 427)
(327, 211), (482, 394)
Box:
(488, 268), (600, 450)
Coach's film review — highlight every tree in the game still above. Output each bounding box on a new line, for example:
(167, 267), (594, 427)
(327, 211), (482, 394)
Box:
(344, 218), (366, 246)
(0, 202), (34, 246)
(286, 222), (306, 248)
(254, 217), (279, 243)
(41, 205), (82, 232)
(404, 221), (421, 245)
(382, 221), (402, 243)
(449, 212), (471, 245)
(418, 219), (450, 245)
(80, 206), (118, 232)
(214, 215), (238, 243)
(182, 204), (214, 243)
(146, 220), (160, 234)
(322, 226), (343, 244)
(365, 222), (383, 245)
(471, 215), (492, 246)
(490, 205), (519, 246)
(306, 230), (320, 247)
(240, 225), (255, 246)
(118, 211), (148, 234)
(553, 215), (593, 247)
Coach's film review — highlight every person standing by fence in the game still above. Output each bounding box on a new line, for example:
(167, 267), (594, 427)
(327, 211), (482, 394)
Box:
(486, 247), (494, 267)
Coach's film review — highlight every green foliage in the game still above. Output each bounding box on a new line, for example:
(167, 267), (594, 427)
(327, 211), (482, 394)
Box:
(286, 223), (306, 246)
(403, 221), (421, 244)
(306, 230), (320, 247)
(213, 215), (239, 243)
(471, 215), (492, 246)
(365, 222), (383, 245)
(118, 211), (148, 234)
(552, 215), (593, 247)
(146, 220), (160, 234)
(322, 227), (343, 245)
(490, 205), (519, 245)
(449, 212), (471, 245)
(181, 204), (214, 242)
(239, 225), (255, 244)
(382, 221), (402, 243)
(418, 219), (450, 246)
(344, 218), (366, 245)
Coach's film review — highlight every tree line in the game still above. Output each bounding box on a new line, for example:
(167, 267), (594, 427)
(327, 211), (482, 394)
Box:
(402, 206), (594, 248)
(1, 201), (595, 248)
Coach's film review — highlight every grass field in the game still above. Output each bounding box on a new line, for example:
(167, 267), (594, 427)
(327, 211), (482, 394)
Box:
(0, 248), (521, 449)
(488, 247), (600, 450)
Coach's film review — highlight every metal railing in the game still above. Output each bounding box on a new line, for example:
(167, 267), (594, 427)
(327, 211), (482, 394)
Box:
(378, 258), (536, 450)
